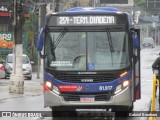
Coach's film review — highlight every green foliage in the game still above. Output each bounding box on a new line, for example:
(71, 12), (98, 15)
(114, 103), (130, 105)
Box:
(63, 0), (90, 10)
(24, 12), (38, 65)
(135, 0), (160, 15)
(0, 56), (5, 62)
(135, 0), (146, 6)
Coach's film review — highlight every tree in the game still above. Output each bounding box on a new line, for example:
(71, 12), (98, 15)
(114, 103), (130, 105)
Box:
(135, 0), (146, 6)
(62, 0), (91, 10)
(24, 12), (38, 64)
(135, 0), (160, 15)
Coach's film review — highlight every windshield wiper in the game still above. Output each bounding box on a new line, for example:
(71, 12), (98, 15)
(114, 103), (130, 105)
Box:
(72, 54), (86, 65)
(106, 29), (114, 52)
(53, 28), (67, 49)
(106, 29), (114, 65)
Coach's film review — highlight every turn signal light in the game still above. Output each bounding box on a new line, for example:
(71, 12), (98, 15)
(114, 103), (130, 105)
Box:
(120, 71), (127, 77)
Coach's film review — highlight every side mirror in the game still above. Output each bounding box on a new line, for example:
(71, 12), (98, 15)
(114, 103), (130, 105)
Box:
(37, 28), (45, 58)
(30, 61), (34, 64)
(133, 34), (140, 49)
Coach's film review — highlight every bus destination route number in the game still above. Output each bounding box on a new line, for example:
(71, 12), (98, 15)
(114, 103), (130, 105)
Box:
(57, 16), (116, 26)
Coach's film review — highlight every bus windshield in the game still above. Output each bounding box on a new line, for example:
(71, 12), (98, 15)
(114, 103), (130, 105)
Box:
(44, 30), (129, 71)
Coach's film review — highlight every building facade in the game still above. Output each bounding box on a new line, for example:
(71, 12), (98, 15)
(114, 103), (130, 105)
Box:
(0, 1), (29, 55)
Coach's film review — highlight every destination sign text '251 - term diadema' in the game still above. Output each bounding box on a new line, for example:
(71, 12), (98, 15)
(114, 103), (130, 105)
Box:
(57, 16), (116, 26)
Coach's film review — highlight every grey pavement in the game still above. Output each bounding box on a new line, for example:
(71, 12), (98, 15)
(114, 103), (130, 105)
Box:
(147, 92), (160, 120)
(154, 94), (160, 120)
(155, 97), (160, 111)
(0, 72), (43, 102)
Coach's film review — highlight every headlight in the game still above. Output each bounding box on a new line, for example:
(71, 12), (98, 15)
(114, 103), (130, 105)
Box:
(6, 64), (12, 71)
(114, 84), (122, 94)
(45, 81), (60, 95)
(53, 86), (60, 95)
(7, 67), (12, 72)
(123, 80), (129, 87)
(46, 81), (52, 88)
(114, 80), (129, 94)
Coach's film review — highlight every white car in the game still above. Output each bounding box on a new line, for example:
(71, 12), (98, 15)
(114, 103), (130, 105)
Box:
(0, 64), (5, 79)
(141, 37), (155, 48)
(4, 54), (33, 80)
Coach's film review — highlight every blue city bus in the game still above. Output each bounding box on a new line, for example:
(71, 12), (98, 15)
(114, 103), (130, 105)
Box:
(37, 7), (141, 116)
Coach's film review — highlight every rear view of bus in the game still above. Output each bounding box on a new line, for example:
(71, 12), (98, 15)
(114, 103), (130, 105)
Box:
(37, 7), (141, 116)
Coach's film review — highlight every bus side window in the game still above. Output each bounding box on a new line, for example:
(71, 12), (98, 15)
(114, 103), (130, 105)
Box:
(45, 34), (55, 67)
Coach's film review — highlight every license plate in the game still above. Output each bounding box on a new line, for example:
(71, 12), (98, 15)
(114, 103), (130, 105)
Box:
(80, 96), (95, 102)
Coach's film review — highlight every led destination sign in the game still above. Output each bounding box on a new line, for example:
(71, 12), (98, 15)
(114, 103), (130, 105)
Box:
(56, 16), (116, 26)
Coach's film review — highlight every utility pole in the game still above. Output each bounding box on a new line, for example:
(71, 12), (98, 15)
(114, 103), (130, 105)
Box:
(93, 0), (96, 7)
(73, 0), (78, 7)
(9, 0), (24, 94)
(90, 0), (96, 7)
(133, 0), (136, 25)
(37, 4), (41, 79)
(52, 0), (55, 12)
(55, 0), (59, 12)
(52, 0), (59, 12)
(37, 4), (46, 79)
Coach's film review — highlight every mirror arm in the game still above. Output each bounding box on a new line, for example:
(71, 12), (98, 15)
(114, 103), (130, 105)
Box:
(39, 51), (46, 59)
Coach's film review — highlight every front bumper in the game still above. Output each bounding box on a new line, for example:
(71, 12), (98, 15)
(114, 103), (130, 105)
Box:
(5, 70), (32, 78)
(44, 86), (132, 108)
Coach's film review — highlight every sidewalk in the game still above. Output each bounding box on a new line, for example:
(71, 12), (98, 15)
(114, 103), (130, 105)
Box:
(0, 72), (43, 102)
(155, 96), (160, 120)
(148, 93), (160, 120)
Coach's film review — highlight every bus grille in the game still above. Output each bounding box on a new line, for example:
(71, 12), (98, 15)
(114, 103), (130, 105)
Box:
(56, 74), (119, 83)
(62, 92), (112, 101)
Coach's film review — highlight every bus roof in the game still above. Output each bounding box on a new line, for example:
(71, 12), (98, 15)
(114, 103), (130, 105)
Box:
(57, 7), (121, 15)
